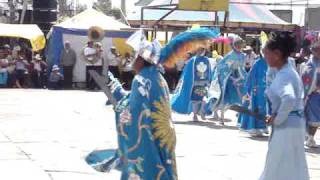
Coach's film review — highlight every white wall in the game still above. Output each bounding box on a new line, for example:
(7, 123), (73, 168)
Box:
(62, 33), (113, 82)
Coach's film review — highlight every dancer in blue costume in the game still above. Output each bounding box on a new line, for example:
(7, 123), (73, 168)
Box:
(207, 37), (247, 124)
(171, 47), (212, 121)
(302, 41), (320, 148)
(238, 55), (269, 136)
(102, 32), (177, 179)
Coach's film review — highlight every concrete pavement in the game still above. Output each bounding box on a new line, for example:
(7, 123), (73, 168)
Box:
(0, 89), (319, 180)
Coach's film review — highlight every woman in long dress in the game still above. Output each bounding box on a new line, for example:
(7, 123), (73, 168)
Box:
(259, 32), (309, 180)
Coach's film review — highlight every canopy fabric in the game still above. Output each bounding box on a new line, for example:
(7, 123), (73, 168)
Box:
(55, 8), (130, 30)
(129, 0), (293, 29)
(0, 23), (46, 51)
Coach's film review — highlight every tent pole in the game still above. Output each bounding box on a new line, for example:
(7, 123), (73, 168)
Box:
(140, 7), (144, 27)
(165, 30), (168, 44)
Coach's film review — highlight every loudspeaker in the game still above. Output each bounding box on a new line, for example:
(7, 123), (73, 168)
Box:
(37, 22), (54, 33)
(33, 0), (57, 9)
(33, 10), (57, 23)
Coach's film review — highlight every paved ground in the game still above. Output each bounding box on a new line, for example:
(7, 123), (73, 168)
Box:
(0, 89), (319, 180)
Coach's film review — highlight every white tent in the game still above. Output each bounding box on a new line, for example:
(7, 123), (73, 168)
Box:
(47, 9), (132, 83)
(56, 8), (130, 30)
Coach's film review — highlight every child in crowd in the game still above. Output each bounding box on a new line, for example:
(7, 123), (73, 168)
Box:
(48, 65), (64, 90)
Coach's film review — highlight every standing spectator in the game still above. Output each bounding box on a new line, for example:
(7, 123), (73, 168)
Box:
(15, 55), (29, 88)
(6, 61), (16, 88)
(83, 41), (99, 90)
(106, 46), (120, 79)
(173, 52), (193, 90)
(0, 60), (8, 88)
(48, 65), (64, 90)
(31, 54), (47, 88)
(243, 46), (257, 72)
(210, 50), (223, 67)
(3, 44), (12, 62)
(120, 52), (134, 90)
(12, 45), (21, 59)
(175, 58), (186, 79)
(83, 41), (96, 60)
(60, 41), (76, 89)
(85, 42), (103, 90)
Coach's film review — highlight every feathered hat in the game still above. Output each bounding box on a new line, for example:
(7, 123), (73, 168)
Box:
(159, 27), (220, 68)
(126, 29), (162, 65)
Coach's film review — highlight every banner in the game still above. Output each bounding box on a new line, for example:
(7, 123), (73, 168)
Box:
(178, 0), (229, 11)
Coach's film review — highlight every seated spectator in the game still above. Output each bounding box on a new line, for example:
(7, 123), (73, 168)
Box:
(0, 60), (8, 88)
(48, 65), (64, 90)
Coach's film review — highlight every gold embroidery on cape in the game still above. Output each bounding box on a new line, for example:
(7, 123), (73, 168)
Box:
(151, 97), (176, 153)
(128, 109), (150, 153)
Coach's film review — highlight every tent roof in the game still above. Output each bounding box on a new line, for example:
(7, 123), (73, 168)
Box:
(135, 0), (154, 6)
(129, 0), (295, 30)
(0, 23), (45, 51)
(55, 8), (130, 30)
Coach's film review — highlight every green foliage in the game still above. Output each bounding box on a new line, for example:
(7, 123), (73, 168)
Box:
(93, 0), (122, 19)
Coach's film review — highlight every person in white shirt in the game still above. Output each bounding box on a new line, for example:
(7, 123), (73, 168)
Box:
(209, 50), (223, 71)
(243, 46), (257, 72)
(120, 52), (134, 90)
(85, 42), (103, 90)
(84, 41), (96, 62)
(106, 46), (121, 79)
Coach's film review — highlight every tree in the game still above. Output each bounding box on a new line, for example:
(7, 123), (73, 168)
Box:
(57, 0), (87, 20)
(93, 0), (122, 20)
(58, 0), (75, 17)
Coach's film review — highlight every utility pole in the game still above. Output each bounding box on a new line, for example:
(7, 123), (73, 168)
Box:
(8, 0), (15, 23)
(121, 0), (126, 16)
(306, 0), (309, 30)
(20, 0), (28, 24)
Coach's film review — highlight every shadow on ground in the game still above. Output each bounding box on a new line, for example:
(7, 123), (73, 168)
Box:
(305, 147), (320, 154)
(247, 136), (269, 142)
(206, 118), (233, 123)
(173, 120), (238, 130)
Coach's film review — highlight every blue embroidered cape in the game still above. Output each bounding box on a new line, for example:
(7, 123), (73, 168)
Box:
(109, 66), (177, 180)
(206, 50), (247, 113)
(171, 56), (212, 114)
(238, 57), (268, 131)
